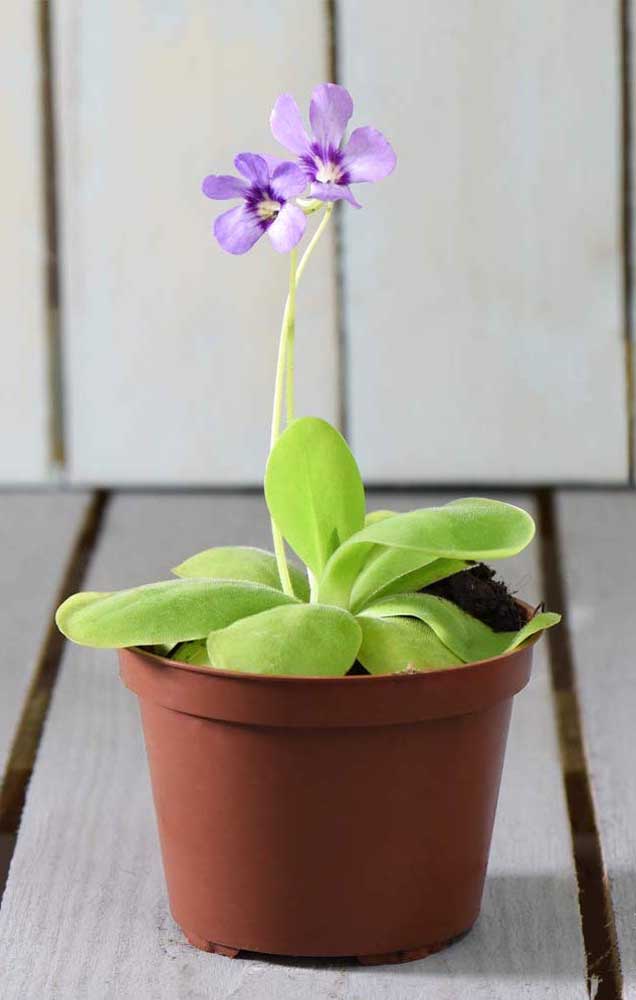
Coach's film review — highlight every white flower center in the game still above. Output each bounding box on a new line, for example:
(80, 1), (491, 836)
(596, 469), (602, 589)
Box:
(315, 159), (342, 184)
(256, 198), (281, 220)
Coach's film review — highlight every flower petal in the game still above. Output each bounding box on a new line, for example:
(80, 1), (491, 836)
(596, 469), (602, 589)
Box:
(342, 127), (396, 183)
(270, 93), (311, 155)
(267, 203), (306, 253)
(234, 153), (270, 188)
(310, 181), (362, 208)
(261, 153), (286, 174)
(309, 84), (353, 150)
(214, 204), (263, 255)
(270, 161), (308, 200)
(201, 174), (248, 200)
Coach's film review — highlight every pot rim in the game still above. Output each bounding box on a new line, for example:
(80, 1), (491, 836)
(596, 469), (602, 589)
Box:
(128, 598), (540, 684)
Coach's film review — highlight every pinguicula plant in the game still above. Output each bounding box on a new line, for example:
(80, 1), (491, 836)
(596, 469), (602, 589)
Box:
(56, 84), (560, 676)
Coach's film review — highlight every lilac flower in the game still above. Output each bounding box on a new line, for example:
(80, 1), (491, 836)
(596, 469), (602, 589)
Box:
(270, 83), (396, 208)
(202, 153), (308, 254)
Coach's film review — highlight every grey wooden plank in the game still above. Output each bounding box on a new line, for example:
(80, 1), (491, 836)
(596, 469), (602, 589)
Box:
(0, 493), (587, 998)
(340, 0), (627, 483)
(0, 492), (91, 785)
(557, 491), (636, 997)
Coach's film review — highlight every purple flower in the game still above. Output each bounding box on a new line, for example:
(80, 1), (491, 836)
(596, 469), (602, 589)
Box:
(270, 83), (396, 208)
(202, 153), (308, 254)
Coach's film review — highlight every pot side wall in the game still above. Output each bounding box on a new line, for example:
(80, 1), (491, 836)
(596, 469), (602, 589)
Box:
(137, 695), (514, 957)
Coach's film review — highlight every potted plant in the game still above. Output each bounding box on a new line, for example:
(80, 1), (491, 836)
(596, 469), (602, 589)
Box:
(56, 83), (560, 965)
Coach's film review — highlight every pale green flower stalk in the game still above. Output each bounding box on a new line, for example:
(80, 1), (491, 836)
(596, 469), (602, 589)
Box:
(269, 203), (334, 596)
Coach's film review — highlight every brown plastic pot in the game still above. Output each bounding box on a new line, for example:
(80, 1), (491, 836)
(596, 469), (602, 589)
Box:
(119, 621), (537, 964)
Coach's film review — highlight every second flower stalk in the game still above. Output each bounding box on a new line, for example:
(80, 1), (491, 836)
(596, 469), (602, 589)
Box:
(269, 202), (334, 599)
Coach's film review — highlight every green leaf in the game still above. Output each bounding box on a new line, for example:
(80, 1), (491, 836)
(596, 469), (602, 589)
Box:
(350, 549), (469, 612)
(55, 580), (298, 649)
(173, 545), (309, 600)
(367, 559), (471, 605)
(207, 603), (362, 677)
(361, 593), (561, 663)
(170, 640), (210, 666)
(364, 509), (397, 527)
(265, 417), (366, 577)
(318, 498), (535, 608)
(357, 616), (461, 674)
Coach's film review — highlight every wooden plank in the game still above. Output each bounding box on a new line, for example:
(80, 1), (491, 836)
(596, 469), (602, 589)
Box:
(0, 492), (587, 997)
(557, 490), (636, 995)
(0, 492), (91, 790)
(340, 1), (627, 483)
(0, 7), (50, 482)
(53, 2), (338, 485)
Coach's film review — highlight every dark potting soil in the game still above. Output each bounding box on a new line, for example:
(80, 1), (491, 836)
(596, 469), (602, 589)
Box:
(422, 563), (527, 633)
(346, 563), (527, 675)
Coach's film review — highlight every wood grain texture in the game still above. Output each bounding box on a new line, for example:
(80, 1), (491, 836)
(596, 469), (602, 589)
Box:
(0, 492), (90, 785)
(557, 491), (636, 995)
(339, 0), (628, 483)
(53, 2), (338, 485)
(0, 7), (50, 482)
(0, 492), (587, 997)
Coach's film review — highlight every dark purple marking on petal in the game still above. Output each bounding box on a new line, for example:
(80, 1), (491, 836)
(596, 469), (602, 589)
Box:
(299, 143), (350, 186)
(244, 183), (277, 214)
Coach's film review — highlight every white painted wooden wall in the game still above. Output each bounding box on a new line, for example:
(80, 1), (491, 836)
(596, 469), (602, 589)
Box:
(0, 1), (632, 485)
(0, 6), (50, 482)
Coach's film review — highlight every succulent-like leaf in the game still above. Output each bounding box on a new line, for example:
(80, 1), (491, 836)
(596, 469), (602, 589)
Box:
(367, 559), (472, 606)
(207, 603), (362, 676)
(173, 545), (309, 600)
(361, 593), (560, 663)
(318, 498), (535, 608)
(357, 616), (461, 674)
(170, 639), (210, 666)
(350, 549), (469, 612)
(364, 509), (397, 526)
(265, 417), (366, 577)
(55, 580), (298, 649)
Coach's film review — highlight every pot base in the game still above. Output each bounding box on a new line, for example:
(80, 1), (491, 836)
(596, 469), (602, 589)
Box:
(182, 926), (473, 966)
(355, 927), (472, 965)
(183, 930), (240, 958)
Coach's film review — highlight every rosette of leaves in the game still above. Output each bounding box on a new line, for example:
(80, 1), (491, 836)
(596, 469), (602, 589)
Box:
(56, 418), (560, 676)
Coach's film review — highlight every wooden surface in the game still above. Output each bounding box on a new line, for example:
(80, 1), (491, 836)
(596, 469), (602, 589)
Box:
(0, 492), (589, 998)
(53, 1), (339, 485)
(557, 491), (636, 997)
(0, 492), (90, 786)
(1, 3), (634, 486)
(340, 0), (628, 483)
(0, 6), (50, 482)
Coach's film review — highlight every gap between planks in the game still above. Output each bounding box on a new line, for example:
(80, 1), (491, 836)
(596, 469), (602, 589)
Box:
(325, 0), (349, 439)
(620, 0), (635, 483)
(0, 491), (109, 894)
(537, 490), (623, 1000)
(37, 0), (65, 469)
